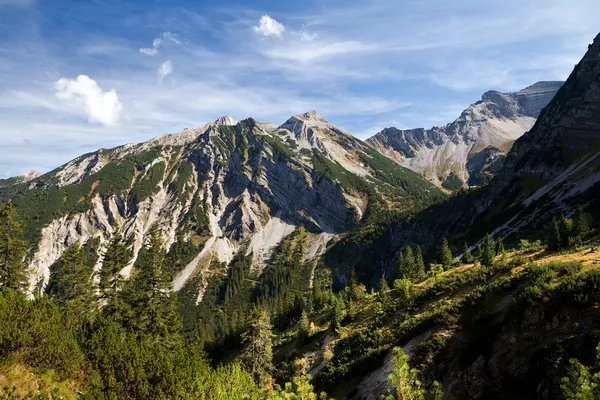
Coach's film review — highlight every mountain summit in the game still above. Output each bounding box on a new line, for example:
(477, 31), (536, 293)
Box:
(367, 81), (563, 188)
(0, 112), (443, 295)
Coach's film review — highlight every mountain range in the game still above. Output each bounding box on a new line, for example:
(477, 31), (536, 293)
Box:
(2, 29), (600, 400)
(367, 81), (563, 188)
(0, 110), (443, 296)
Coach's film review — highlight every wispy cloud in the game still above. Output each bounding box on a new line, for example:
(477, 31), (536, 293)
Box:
(139, 32), (181, 55)
(157, 60), (173, 81)
(1, 0), (599, 176)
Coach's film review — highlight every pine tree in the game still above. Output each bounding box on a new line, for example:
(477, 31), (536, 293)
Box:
(414, 247), (426, 281)
(396, 251), (405, 279)
(389, 347), (425, 400)
(348, 268), (361, 300)
(495, 236), (505, 256)
(403, 246), (415, 279)
(47, 242), (97, 319)
(0, 202), (29, 292)
(548, 216), (561, 251)
(128, 230), (181, 345)
(461, 242), (474, 264)
(331, 295), (345, 334)
(573, 205), (589, 245)
(560, 212), (572, 248)
(298, 308), (310, 341)
(480, 234), (495, 268)
(240, 306), (273, 387)
(100, 226), (130, 319)
(437, 238), (452, 269)
(378, 276), (391, 311)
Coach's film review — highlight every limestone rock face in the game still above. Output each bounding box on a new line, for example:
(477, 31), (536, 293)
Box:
(367, 81), (563, 187)
(1, 113), (441, 298)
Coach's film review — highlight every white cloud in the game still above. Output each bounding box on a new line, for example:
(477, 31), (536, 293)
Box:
(158, 60), (173, 81)
(253, 15), (286, 38)
(297, 26), (317, 42)
(264, 40), (374, 63)
(54, 75), (123, 126)
(139, 32), (181, 55)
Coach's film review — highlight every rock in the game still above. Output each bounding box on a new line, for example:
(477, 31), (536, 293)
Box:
(366, 81), (563, 187)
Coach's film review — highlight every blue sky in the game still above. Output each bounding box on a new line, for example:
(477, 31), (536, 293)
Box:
(0, 0), (598, 176)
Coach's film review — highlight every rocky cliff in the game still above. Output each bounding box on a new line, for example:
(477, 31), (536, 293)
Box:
(0, 111), (443, 297)
(367, 81), (563, 188)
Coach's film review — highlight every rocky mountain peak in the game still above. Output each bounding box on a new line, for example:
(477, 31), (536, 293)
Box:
(18, 169), (42, 182)
(212, 115), (237, 127)
(367, 81), (563, 188)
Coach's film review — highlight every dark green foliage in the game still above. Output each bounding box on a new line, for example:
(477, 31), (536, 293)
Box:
(125, 230), (182, 346)
(0, 202), (29, 292)
(461, 242), (474, 264)
(167, 160), (194, 200)
(164, 236), (199, 278)
(81, 237), (101, 270)
(495, 236), (505, 255)
(480, 234), (495, 268)
(414, 247), (426, 280)
(47, 242), (97, 319)
(559, 212), (572, 248)
(437, 238), (452, 268)
(331, 295), (346, 334)
(348, 267), (362, 301)
(99, 227), (130, 321)
(397, 246), (425, 282)
(7, 148), (163, 247)
(240, 306), (273, 387)
(441, 173), (464, 192)
(0, 289), (85, 374)
(573, 205), (589, 245)
(377, 277), (391, 312)
(129, 161), (165, 203)
(298, 309), (310, 341)
(223, 254), (252, 302)
(548, 216), (561, 251)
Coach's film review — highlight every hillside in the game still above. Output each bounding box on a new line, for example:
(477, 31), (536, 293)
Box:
(0, 111), (443, 298)
(367, 82), (563, 188)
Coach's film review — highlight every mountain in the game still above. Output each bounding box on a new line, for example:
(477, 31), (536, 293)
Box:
(366, 81), (563, 188)
(473, 34), (600, 241)
(0, 169), (41, 188)
(0, 111), (443, 295)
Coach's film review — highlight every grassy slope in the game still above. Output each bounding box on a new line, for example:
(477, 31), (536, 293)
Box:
(278, 238), (600, 399)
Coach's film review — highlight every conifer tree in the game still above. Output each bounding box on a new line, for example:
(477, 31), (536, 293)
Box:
(348, 267), (361, 300)
(128, 230), (181, 345)
(461, 242), (474, 264)
(548, 216), (562, 251)
(378, 276), (391, 311)
(240, 306), (273, 387)
(388, 347), (424, 400)
(437, 238), (452, 269)
(560, 212), (572, 248)
(47, 242), (97, 319)
(414, 247), (426, 281)
(331, 295), (345, 334)
(403, 246), (415, 279)
(495, 236), (505, 256)
(0, 202), (29, 292)
(100, 226), (130, 319)
(480, 234), (495, 268)
(298, 308), (310, 341)
(396, 251), (405, 279)
(573, 205), (589, 245)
